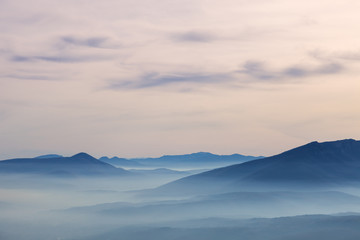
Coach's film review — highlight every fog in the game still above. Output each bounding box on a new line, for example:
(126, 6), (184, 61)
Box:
(1, 169), (360, 240)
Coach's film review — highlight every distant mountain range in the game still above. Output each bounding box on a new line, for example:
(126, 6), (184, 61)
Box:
(156, 139), (360, 194)
(0, 152), (131, 177)
(98, 157), (145, 168)
(1, 139), (359, 185)
(0, 151), (261, 178)
(99, 152), (262, 169)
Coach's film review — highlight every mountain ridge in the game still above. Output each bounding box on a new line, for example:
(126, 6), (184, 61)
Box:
(154, 139), (360, 195)
(98, 152), (263, 169)
(0, 152), (132, 177)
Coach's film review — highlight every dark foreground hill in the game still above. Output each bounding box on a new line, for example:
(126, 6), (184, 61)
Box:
(0, 152), (131, 177)
(155, 139), (360, 195)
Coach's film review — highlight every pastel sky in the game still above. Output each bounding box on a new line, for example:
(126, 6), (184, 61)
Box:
(1, 0), (359, 159)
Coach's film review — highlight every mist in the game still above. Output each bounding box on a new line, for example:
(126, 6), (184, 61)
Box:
(2, 172), (360, 240)
(1, 141), (360, 240)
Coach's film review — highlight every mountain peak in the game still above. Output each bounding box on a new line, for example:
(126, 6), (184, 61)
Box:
(329, 138), (357, 146)
(309, 139), (357, 146)
(279, 139), (359, 158)
(35, 154), (63, 159)
(71, 152), (96, 160)
(191, 152), (214, 156)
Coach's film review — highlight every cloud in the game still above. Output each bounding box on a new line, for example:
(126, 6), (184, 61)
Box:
(284, 63), (343, 77)
(56, 35), (121, 49)
(10, 55), (32, 62)
(108, 72), (232, 89)
(3, 74), (57, 81)
(310, 49), (360, 62)
(6, 35), (118, 64)
(60, 36), (108, 48)
(330, 50), (360, 62)
(239, 61), (344, 81)
(171, 31), (216, 43)
(107, 60), (344, 91)
(240, 61), (277, 80)
(10, 54), (113, 63)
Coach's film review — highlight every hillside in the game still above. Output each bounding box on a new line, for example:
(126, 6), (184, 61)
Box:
(156, 139), (360, 194)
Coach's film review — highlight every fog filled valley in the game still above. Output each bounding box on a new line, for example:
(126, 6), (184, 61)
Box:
(1, 139), (360, 240)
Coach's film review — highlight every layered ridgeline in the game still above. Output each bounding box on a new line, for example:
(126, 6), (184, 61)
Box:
(0, 152), (132, 177)
(99, 152), (262, 169)
(67, 191), (360, 220)
(155, 139), (360, 195)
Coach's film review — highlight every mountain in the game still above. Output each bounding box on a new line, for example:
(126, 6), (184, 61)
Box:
(0, 152), (132, 177)
(130, 152), (262, 169)
(35, 154), (64, 159)
(98, 156), (144, 168)
(156, 139), (360, 194)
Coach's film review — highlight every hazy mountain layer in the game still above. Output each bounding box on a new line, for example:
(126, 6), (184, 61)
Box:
(65, 190), (360, 221)
(99, 152), (262, 169)
(98, 157), (145, 168)
(0, 152), (131, 177)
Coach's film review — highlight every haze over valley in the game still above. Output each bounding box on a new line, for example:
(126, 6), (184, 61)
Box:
(1, 139), (360, 239)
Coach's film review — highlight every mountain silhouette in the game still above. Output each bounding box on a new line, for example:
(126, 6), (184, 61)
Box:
(0, 152), (131, 177)
(128, 152), (262, 168)
(98, 152), (262, 169)
(35, 154), (64, 159)
(156, 139), (360, 194)
(99, 156), (144, 167)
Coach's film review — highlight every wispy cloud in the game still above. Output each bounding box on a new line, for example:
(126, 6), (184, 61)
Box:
(171, 31), (216, 43)
(10, 54), (113, 63)
(60, 36), (108, 48)
(310, 49), (360, 62)
(284, 63), (343, 77)
(55, 35), (121, 49)
(3, 74), (58, 81)
(107, 60), (344, 90)
(6, 35), (118, 64)
(108, 72), (232, 89)
(330, 50), (360, 62)
(240, 61), (277, 80)
(239, 61), (344, 81)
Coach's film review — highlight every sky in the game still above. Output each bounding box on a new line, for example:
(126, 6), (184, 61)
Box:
(0, 0), (359, 159)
